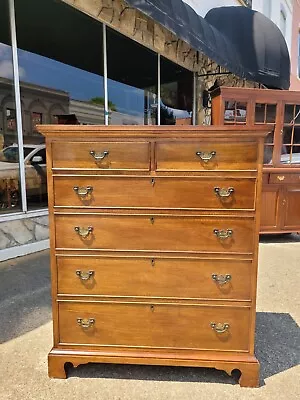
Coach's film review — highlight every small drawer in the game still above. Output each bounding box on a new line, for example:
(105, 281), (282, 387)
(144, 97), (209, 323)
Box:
(269, 173), (300, 184)
(53, 176), (256, 210)
(155, 142), (258, 171)
(52, 141), (150, 171)
(58, 301), (251, 352)
(57, 256), (252, 300)
(55, 214), (255, 254)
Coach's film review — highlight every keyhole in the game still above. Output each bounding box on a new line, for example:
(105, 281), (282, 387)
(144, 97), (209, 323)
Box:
(150, 217), (155, 224)
(150, 305), (155, 312)
(151, 178), (155, 187)
(151, 259), (155, 267)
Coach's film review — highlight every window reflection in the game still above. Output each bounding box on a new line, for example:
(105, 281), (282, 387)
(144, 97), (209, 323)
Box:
(160, 57), (193, 125)
(107, 27), (158, 125)
(224, 101), (247, 124)
(15, 0), (105, 209)
(0, 0), (21, 213)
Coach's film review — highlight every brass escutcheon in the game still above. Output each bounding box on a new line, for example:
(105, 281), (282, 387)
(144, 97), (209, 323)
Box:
(214, 187), (234, 198)
(73, 186), (93, 197)
(213, 229), (233, 240)
(212, 274), (232, 285)
(77, 318), (95, 329)
(196, 150), (216, 163)
(76, 270), (95, 281)
(90, 150), (109, 160)
(210, 322), (230, 333)
(74, 226), (93, 238)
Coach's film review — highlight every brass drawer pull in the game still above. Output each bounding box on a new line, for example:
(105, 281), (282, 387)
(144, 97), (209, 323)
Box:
(196, 150), (216, 163)
(77, 318), (95, 329)
(213, 229), (233, 239)
(212, 274), (232, 285)
(74, 226), (93, 238)
(277, 175), (285, 181)
(90, 150), (109, 160)
(211, 322), (230, 333)
(214, 187), (234, 198)
(76, 270), (95, 281)
(73, 186), (93, 197)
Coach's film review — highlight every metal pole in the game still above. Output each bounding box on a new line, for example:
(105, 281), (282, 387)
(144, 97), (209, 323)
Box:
(9, 0), (27, 212)
(157, 54), (161, 125)
(192, 72), (196, 125)
(103, 24), (109, 126)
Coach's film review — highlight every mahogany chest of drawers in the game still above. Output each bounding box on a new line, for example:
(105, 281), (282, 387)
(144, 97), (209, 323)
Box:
(39, 125), (268, 387)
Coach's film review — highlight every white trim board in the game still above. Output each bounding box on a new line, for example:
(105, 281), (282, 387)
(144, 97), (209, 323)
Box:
(0, 239), (50, 262)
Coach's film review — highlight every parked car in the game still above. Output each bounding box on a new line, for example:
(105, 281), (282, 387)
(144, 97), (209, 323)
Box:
(0, 144), (47, 209)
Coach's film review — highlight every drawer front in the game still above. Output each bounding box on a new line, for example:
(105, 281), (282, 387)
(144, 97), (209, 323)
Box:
(269, 173), (300, 184)
(52, 142), (150, 170)
(156, 142), (258, 171)
(58, 302), (250, 351)
(54, 177), (256, 210)
(55, 215), (254, 253)
(57, 257), (252, 300)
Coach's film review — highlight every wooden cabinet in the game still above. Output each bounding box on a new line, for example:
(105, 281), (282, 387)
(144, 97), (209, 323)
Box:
(211, 86), (300, 234)
(39, 125), (267, 387)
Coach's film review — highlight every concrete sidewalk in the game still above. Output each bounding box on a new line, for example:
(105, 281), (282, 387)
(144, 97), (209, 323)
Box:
(0, 237), (299, 400)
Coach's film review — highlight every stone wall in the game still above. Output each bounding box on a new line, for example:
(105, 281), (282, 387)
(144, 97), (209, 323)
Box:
(0, 216), (49, 250)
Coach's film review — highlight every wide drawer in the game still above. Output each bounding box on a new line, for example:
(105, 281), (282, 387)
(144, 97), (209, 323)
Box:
(52, 142), (150, 171)
(269, 173), (300, 184)
(156, 142), (258, 171)
(55, 214), (255, 253)
(53, 176), (256, 210)
(57, 256), (252, 300)
(58, 301), (250, 351)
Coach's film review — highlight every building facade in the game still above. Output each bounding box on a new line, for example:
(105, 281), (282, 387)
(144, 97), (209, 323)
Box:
(0, 0), (290, 260)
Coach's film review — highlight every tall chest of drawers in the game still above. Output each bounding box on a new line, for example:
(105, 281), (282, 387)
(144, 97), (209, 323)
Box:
(39, 125), (268, 387)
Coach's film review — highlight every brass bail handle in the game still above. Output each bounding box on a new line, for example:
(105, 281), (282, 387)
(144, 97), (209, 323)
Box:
(90, 150), (109, 160)
(76, 270), (95, 281)
(73, 186), (93, 197)
(214, 187), (234, 198)
(196, 150), (216, 163)
(77, 318), (95, 329)
(212, 274), (232, 285)
(213, 229), (233, 240)
(210, 322), (230, 334)
(74, 226), (93, 238)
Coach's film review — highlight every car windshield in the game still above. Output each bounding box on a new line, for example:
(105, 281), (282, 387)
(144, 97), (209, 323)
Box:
(0, 147), (34, 163)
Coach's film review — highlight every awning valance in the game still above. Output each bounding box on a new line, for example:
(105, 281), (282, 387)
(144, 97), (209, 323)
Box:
(125, 1), (290, 89)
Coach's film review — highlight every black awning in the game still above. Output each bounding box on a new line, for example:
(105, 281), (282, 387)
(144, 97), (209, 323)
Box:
(125, 1), (290, 89)
(205, 6), (290, 89)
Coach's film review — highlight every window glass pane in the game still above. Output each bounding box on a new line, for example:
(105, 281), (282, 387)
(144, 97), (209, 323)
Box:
(295, 105), (300, 123)
(224, 101), (235, 123)
(0, 0), (21, 213)
(291, 144), (300, 164)
(160, 56), (193, 125)
(255, 103), (265, 123)
(107, 27), (158, 125)
(266, 104), (276, 123)
(284, 104), (294, 123)
(282, 126), (292, 144)
(15, 0), (105, 210)
(263, 145), (274, 164)
(235, 102), (247, 123)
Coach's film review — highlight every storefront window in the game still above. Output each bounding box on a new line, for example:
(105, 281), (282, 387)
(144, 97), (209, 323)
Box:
(107, 27), (158, 125)
(160, 57), (193, 125)
(15, 0), (105, 210)
(0, 0), (22, 213)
